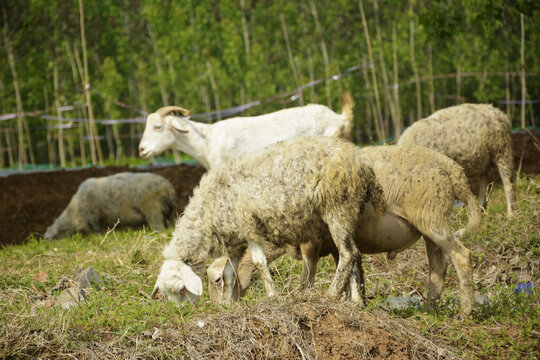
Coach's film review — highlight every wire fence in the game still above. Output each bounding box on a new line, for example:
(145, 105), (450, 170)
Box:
(0, 65), (538, 171)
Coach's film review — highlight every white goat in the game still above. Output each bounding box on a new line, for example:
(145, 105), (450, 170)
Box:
(398, 103), (516, 218)
(44, 172), (176, 240)
(138, 93), (354, 169)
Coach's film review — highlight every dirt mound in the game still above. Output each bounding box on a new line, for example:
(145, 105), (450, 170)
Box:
(158, 299), (457, 359)
(0, 164), (205, 246)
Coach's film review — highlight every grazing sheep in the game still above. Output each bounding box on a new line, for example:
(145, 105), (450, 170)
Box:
(398, 103), (516, 218)
(138, 93), (354, 169)
(152, 136), (386, 307)
(208, 144), (480, 319)
(44, 172), (176, 240)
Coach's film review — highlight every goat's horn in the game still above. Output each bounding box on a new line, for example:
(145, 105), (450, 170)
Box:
(151, 283), (160, 298)
(156, 106), (191, 117)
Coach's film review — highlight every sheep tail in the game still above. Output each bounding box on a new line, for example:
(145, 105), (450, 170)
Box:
(449, 166), (482, 232)
(339, 91), (355, 140)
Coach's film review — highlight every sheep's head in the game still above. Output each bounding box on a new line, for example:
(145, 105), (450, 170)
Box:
(207, 256), (229, 305)
(207, 256), (249, 305)
(43, 203), (82, 240)
(139, 106), (191, 159)
(152, 259), (203, 304)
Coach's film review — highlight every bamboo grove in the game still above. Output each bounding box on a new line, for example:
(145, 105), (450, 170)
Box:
(0, 0), (538, 169)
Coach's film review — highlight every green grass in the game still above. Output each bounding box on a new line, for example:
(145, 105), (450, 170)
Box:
(0, 176), (539, 359)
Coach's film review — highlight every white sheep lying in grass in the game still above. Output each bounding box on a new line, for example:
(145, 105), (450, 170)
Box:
(207, 144), (481, 319)
(152, 136), (385, 306)
(398, 103), (516, 218)
(138, 93), (354, 169)
(153, 137), (477, 318)
(44, 172), (176, 240)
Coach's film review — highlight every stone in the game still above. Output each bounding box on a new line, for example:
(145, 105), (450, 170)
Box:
(384, 296), (421, 310)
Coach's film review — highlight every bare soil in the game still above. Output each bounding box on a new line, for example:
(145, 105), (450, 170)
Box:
(1, 131), (539, 246)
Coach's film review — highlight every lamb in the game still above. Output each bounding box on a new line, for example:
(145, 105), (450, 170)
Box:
(397, 103), (516, 218)
(207, 145), (481, 319)
(138, 93), (354, 169)
(44, 172), (176, 240)
(152, 136), (386, 308)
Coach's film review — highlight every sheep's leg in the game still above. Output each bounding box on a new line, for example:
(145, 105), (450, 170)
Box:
(494, 147), (516, 218)
(325, 220), (359, 300)
(141, 202), (167, 230)
(222, 256), (240, 305)
(348, 255), (366, 305)
(424, 237), (448, 310)
(421, 225), (474, 319)
(477, 175), (488, 210)
(299, 241), (321, 289)
(248, 241), (277, 297)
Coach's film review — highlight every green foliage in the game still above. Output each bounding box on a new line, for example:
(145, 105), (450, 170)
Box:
(0, 0), (539, 167)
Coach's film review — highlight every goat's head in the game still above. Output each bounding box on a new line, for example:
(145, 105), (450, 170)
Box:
(139, 106), (191, 158)
(151, 259), (203, 304)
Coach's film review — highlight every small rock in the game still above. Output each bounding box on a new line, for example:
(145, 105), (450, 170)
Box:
(475, 294), (490, 306)
(74, 267), (104, 289)
(384, 296), (421, 310)
(56, 285), (87, 309)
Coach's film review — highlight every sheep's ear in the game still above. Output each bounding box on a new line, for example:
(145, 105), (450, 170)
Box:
(179, 263), (203, 296)
(169, 117), (190, 133)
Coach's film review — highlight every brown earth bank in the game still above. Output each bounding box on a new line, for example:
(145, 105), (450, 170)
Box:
(1, 131), (539, 246)
(0, 163), (206, 246)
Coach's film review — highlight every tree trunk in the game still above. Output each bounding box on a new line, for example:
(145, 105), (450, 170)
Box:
(307, 47), (317, 104)
(359, 0), (384, 141)
(53, 63), (67, 168)
(310, 0), (331, 107)
(428, 43), (435, 114)
(373, 0), (395, 137)
(392, 21), (402, 139)
(456, 46), (462, 104)
(79, 0), (103, 165)
(3, 10), (31, 168)
(206, 61), (221, 121)
(280, 13), (303, 105)
(409, 19), (422, 119)
(520, 13), (526, 129)
(147, 23), (170, 106)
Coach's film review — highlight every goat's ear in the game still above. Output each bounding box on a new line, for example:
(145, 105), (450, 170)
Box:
(169, 117), (190, 133)
(179, 263), (203, 296)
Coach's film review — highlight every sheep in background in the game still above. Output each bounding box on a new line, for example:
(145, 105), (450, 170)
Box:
(138, 93), (354, 169)
(152, 136), (386, 307)
(398, 103), (516, 218)
(207, 145), (480, 319)
(44, 172), (176, 240)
